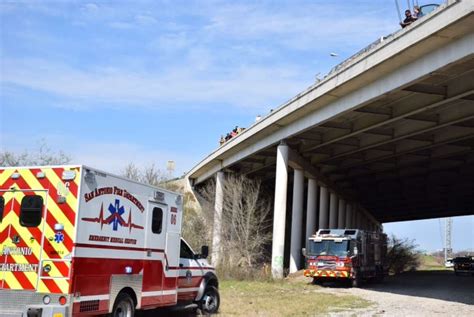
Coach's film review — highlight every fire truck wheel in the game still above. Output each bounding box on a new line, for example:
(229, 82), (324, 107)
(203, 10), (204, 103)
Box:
(351, 272), (362, 288)
(199, 286), (220, 314)
(312, 278), (322, 285)
(112, 292), (135, 317)
(375, 268), (384, 283)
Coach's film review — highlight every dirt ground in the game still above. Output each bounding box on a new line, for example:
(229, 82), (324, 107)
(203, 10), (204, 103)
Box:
(138, 270), (473, 316)
(317, 270), (474, 316)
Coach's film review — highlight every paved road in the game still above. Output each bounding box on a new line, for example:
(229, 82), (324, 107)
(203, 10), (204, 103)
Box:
(320, 270), (474, 316)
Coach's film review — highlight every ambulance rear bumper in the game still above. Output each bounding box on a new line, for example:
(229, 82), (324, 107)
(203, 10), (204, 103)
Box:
(0, 289), (71, 317)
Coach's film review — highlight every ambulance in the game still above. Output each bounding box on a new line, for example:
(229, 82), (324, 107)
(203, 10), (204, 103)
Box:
(0, 165), (220, 316)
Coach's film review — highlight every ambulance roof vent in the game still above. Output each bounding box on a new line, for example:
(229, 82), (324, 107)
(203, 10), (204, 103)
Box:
(62, 170), (76, 181)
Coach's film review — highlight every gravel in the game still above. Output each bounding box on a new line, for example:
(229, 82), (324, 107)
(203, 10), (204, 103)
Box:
(315, 270), (474, 316)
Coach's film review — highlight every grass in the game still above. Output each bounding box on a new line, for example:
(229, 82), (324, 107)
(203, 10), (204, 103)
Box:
(417, 254), (449, 271)
(218, 279), (372, 316)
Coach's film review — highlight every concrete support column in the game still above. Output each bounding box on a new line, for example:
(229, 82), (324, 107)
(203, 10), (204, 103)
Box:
(337, 198), (346, 229)
(352, 207), (357, 228)
(290, 169), (304, 273)
(305, 178), (318, 240)
(357, 210), (363, 229)
(318, 186), (329, 229)
(345, 204), (353, 228)
(271, 143), (289, 278)
(353, 208), (358, 228)
(329, 192), (338, 229)
(211, 171), (224, 266)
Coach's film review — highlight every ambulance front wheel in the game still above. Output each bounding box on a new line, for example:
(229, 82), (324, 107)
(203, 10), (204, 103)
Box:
(200, 286), (220, 314)
(112, 292), (135, 317)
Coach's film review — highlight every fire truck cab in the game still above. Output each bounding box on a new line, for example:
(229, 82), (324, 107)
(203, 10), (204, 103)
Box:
(0, 165), (219, 317)
(303, 229), (387, 287)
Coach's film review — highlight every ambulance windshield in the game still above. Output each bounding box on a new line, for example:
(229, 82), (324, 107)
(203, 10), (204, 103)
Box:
(307, 240), (350, 256)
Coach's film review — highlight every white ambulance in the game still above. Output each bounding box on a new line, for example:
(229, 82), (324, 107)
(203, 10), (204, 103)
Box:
(0, 165), (219, 316)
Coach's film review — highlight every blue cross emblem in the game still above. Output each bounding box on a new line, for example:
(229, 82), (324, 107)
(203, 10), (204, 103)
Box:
(54, 232), (64, 243)
(108, 199), (126, 231)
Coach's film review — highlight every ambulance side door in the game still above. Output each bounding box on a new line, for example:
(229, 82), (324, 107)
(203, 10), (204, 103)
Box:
(143, 202), (167, 297)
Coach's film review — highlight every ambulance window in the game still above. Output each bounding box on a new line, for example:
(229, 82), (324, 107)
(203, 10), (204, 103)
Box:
(152, 207), (163, 234)
(180, 240), (194, 259)
(20, 195), (43, 227)
(0, 196), (4, 222)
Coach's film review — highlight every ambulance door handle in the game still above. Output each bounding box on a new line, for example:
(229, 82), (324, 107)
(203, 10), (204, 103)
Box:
(179, 263), (184, 268)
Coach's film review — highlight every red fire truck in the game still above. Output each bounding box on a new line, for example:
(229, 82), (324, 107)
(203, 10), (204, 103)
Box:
(303, 229), (387, 287)
(0, 165), (219, 316)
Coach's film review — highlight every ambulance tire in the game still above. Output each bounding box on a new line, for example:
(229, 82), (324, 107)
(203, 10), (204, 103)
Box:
(199, 286), (220, 315)
(111, 292), (135, 317)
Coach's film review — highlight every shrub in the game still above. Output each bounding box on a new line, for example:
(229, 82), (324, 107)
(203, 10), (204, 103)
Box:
(386, 235), (420, 274)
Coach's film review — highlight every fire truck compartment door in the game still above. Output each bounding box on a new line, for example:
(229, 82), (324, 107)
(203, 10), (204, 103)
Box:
(1, 189), (48, 291)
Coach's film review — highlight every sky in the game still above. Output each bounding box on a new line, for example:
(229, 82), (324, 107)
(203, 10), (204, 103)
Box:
(1, 0), (472, 252)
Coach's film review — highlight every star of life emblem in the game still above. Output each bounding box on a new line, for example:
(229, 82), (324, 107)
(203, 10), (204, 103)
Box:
(54, 232), (64, 243)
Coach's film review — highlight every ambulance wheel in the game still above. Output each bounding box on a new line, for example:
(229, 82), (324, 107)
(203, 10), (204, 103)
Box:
(199, 286), (220, 314)
(112, 292), (135, 317)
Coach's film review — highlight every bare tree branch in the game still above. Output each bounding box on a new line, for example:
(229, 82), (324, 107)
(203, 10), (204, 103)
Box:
(0, 139), (71, 166)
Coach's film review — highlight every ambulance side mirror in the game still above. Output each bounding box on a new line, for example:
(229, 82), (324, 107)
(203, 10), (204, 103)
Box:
(302, 248), (307, 257)
(200, 245), (209, 259)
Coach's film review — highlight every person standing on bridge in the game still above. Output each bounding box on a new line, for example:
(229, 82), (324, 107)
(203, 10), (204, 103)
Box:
(400, 9), (417, 28)
(413, 5), (422, 19)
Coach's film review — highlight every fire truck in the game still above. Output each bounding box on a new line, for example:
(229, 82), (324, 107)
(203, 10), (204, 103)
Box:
(303, 229), (387, 287)
(0, 165), (219, 316)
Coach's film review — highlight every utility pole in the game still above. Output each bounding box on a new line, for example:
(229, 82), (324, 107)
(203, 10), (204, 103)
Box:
(445, 217), (452, 262)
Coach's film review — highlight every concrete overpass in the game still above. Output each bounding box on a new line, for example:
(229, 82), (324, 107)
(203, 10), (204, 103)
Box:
(187, 0), (474, 278)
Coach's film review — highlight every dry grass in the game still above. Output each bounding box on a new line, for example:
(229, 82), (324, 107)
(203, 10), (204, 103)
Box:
(417, 255), (449, 271)
(219, 279), (371, 316)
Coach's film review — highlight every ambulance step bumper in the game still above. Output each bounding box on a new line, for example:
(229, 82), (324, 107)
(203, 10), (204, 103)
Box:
(0, 289), (70, 317)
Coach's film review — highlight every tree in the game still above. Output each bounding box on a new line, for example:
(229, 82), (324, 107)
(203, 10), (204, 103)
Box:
(121, 162), (167, 186)
(196, 174), (272, 278)
(0, 140), (71, 166)
(386, 235), (420, 274)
